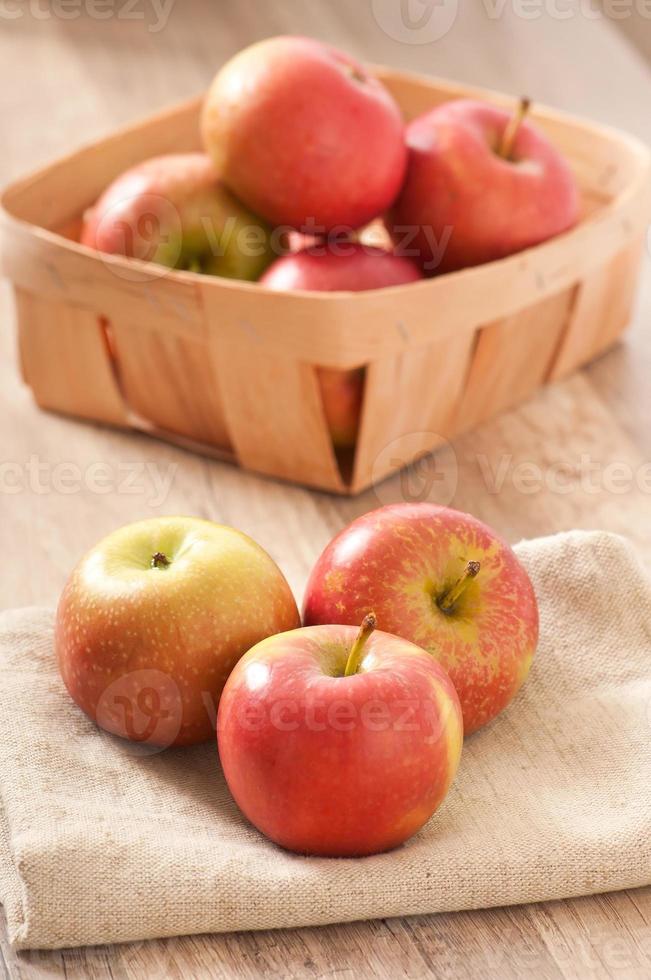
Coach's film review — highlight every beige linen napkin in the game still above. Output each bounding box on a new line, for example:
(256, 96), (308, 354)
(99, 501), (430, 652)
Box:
(0, 530), (649, 950)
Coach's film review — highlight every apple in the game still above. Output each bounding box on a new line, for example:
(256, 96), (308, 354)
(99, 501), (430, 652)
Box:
(303, 503), (539, 735)
(201, 36), (407, 231)
(81, 152), (275, 280)
(260, 242), (422, 293)
(217, 614), (463, 857)
(55, 516), (300, 747)
(260, 243), (422, 448)
(314, 366), (364, 451)
(387, 98), (580, 274)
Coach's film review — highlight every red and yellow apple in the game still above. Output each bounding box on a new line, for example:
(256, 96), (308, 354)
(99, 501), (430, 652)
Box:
(303, 503), (539, 735)
(81, 152), (275, 280)
(202, 36), (407, 231)
(387, 98), (579, 274)
(56, 516), (300, 747)
(260, 243), (422, 448)
(218, 615), (463, 857)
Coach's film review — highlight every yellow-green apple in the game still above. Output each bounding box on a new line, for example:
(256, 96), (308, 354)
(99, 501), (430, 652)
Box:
(81, 152), (275, 280)
(201, 36), (407, 231)
(260, 243), (422, 448)
(55, 517), (300, 747)
(217, 614), (462, 856)
(387, 98), (579, 274)
(303, 503), (538, 735)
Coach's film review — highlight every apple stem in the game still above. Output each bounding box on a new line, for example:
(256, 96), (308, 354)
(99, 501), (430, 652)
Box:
(151, 552), (170, 569)
(343, 613), (377, 677)
(437, 561), (481, 614)
(498, 97), (531, 161)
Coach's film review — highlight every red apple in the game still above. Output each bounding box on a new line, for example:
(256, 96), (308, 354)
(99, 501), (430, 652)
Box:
(260, 243), (422, 448)
(314, 367), (364, 451)
(217, 614), (463, 857)
(260, 241), (422, 292)
(387, 98), (580, 274)
(81, 152), (275, 280)
(56, 516), (300, 747)
(201, 36), (407, 231)
(303, 503), (539, 735)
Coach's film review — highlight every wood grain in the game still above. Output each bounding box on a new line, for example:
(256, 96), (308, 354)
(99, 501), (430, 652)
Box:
(1, 1), (650, 976)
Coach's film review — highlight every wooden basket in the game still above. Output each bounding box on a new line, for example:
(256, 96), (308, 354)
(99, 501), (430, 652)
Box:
(2, 69), (650, 494)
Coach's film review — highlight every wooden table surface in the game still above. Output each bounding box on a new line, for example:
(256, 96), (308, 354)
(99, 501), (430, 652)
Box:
(1, 1), (650, 976)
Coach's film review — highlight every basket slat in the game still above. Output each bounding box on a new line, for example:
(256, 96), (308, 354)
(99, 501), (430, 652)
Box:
(208, 338), (346, 492)
(108, 319), (231, 448)
(549, 239), (645, 380)
(15, 290), (128, 427)
(453, 286), (577, 433)
(351, 332), (475, 492)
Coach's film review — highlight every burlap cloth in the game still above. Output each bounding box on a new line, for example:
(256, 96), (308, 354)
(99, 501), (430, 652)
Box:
(0, 530), (649, 950)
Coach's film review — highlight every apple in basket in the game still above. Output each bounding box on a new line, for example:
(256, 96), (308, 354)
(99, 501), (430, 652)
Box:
(218, 614), (463, 857)
(303, 503), (539, 735)
(260, 242), (423, 449)
(387, 98), (580, 274)
(201, 36), (407, 231)
(81, 152), (275, 280)
(55, 517), (300, 747)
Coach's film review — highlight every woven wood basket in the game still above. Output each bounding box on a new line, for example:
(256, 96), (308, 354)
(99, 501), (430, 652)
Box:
(2, 69), (650, 494)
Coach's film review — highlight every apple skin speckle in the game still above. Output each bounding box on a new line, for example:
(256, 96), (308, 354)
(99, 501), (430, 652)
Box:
(55, 516), (300, 748)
